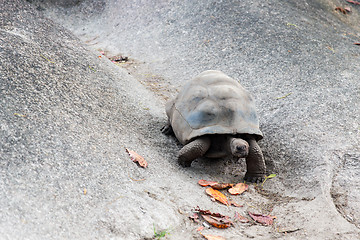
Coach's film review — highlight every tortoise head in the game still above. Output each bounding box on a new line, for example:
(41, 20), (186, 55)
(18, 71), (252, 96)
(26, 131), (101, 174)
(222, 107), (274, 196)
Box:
(230, 138), (249, 158)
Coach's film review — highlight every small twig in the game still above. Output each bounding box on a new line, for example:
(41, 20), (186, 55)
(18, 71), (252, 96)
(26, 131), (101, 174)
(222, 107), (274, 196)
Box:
(88, 66), (97, 72)
(128, 174), (146, 182)
(105, 195), (125, 209)
(327, 46), (335, 53)
(279, 228), (303, 234)
(286, 23), (298, 28)
(14, 113), (27, 117)
(40, 54), (55, 63)
(276, 93), (292, 100)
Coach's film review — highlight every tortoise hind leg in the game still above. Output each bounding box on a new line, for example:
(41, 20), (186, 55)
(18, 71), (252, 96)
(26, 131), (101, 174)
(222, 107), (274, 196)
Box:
(244, 137), (266, 183)
(178, 136), (211, 167)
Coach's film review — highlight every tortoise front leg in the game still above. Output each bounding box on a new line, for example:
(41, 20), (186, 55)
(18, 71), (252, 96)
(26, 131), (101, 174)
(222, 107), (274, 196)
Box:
(161, 120), (174, 136)
(178, 136), (211, 167)
(244, 137), (266, 183)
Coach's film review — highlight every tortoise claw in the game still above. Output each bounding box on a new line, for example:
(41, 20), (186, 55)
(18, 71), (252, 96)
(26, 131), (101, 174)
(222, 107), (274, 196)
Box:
(161, 124), (174, 135)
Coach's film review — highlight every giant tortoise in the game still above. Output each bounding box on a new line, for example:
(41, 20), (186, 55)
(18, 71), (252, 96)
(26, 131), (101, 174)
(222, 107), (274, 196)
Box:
(162, 70), (266, 182)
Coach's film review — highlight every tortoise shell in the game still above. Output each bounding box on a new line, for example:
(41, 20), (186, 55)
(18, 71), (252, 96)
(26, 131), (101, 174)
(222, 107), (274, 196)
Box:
(166, 70), (263, 144)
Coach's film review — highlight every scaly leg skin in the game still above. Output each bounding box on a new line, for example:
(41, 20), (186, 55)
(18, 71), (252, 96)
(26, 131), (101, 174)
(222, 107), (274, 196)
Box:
(178, 136), (211, 167)
(244, 137), (266, 183)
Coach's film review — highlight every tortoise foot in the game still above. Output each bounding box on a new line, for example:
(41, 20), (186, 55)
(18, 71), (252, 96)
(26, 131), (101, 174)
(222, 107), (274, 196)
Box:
(161, 124), (174, 135)
(244, 173), (265, 183)
(178, 157), (193, 167)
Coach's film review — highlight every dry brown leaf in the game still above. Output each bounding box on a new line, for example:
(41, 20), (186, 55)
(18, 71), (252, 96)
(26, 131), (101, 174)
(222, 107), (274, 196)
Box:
(205, 188), (229, 206)
(198, 180), (234, 190)
(234, 212), (250, 223)
(211, 183), (234, 190)
(248, 212), (276, 225)
(347, 0), (360, 5)
(201, 233), (226, 240)
(228, 183), (248, 195)
(229, 200), (243, 207)
(335, 7), (350, 14)
(125, 148), (148, 168)
(194, 208), (214, 216)
(198, 179), (218, 186)
(189, 213), (200, 223)
(202, 215), (232, 229)
(194, 207), (233, 229)
(196, 226), (205, 232)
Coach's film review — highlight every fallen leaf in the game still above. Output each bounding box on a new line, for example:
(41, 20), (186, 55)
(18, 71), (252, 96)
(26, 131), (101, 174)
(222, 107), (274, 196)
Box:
(211, 183), (234, 190)
(248, 212), (276, 225)
(125, 148), (148, 168)
(205, 188), (229, 206)
(196, 226), (205, 232)
(194, 207), (215, 216)
(201, 233), (226, 240)
(198, 180), (219, 187)
(228, 183), (248, 195)
(234, 212), (249, 223)
(194, 207), (233, 229)
(198, 180), (234, 190)
(347, 0), (360, 5)
(201, 214), (232, 229)
(229, 200), (243, 207)
(335, 7), (350, 14)
(189, 213), (200, 223)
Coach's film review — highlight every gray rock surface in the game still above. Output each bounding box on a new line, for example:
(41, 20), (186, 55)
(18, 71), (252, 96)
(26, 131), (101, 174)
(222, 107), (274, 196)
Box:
(1, 0), (359, 239)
